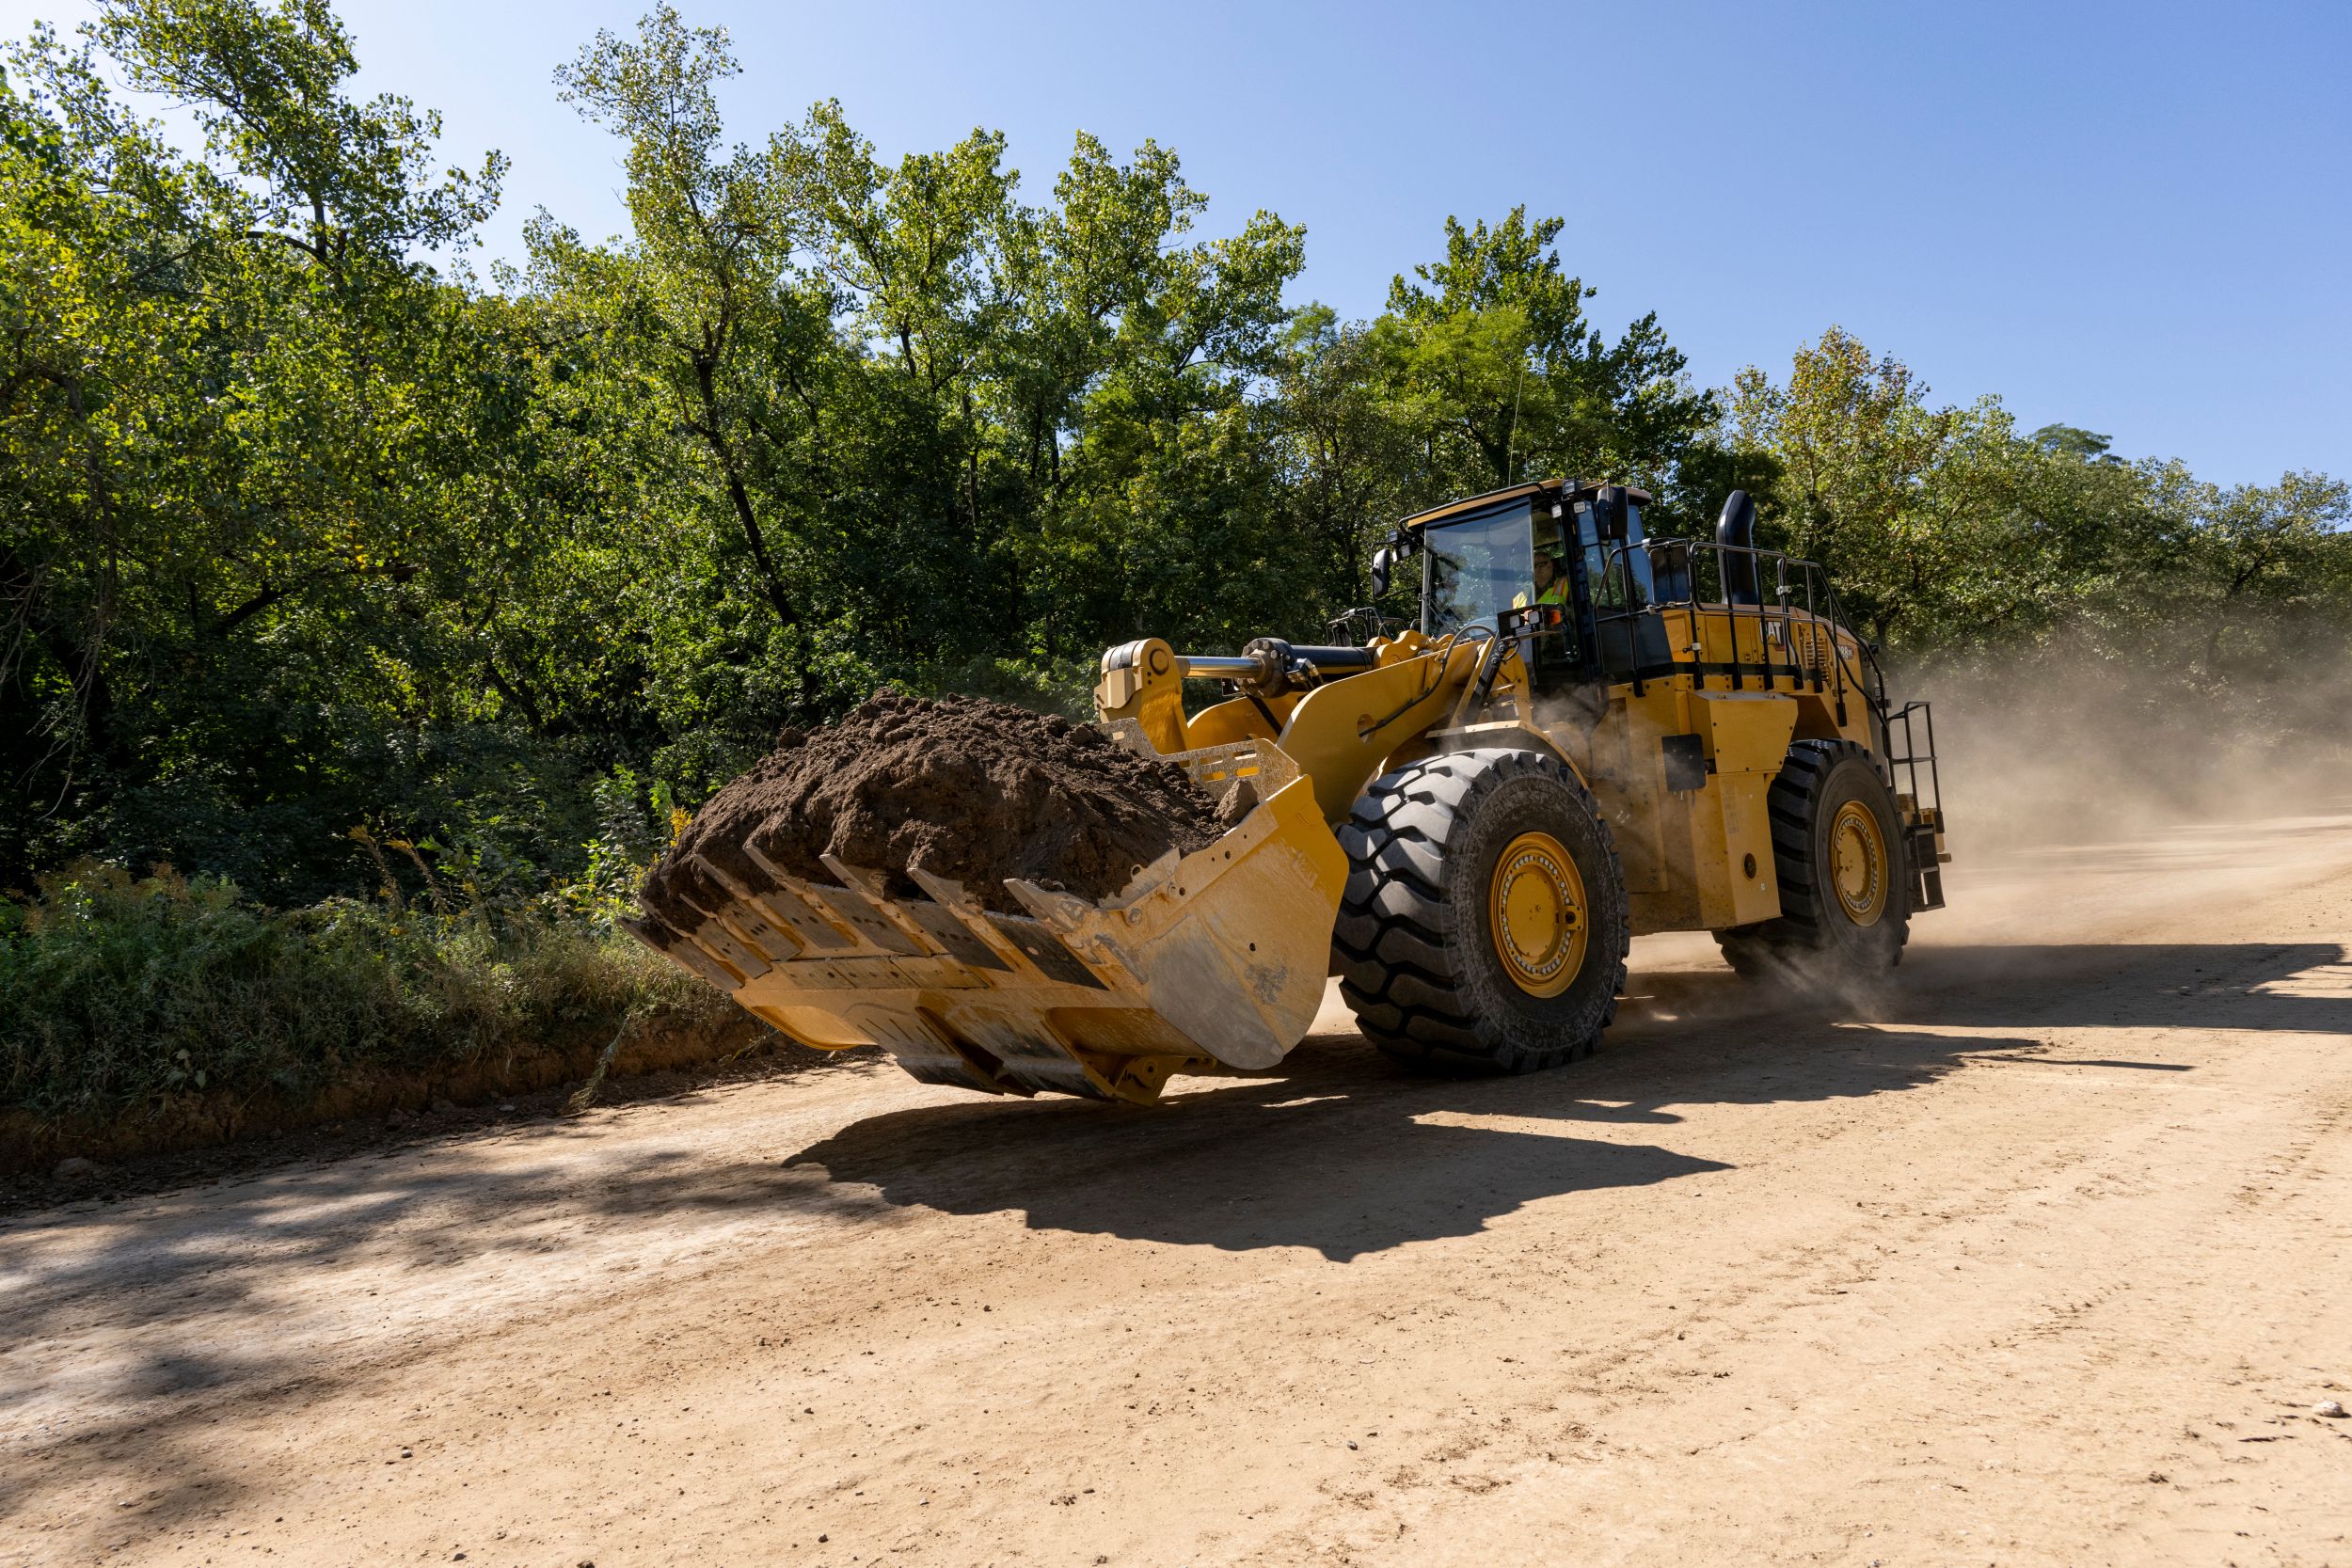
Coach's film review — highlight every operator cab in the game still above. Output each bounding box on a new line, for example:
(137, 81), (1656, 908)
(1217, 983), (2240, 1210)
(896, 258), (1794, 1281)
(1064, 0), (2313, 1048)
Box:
(1391, 477), (1673, 685)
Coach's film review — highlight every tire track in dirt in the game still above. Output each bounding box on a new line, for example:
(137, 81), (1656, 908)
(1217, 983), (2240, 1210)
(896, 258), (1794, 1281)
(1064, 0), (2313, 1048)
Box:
(1247, 1029), (2352, 1567)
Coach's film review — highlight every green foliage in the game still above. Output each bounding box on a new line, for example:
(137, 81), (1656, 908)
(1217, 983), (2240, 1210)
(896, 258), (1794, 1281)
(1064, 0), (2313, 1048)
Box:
(0, 862), (722, 1123)
(1374, 208), (1717, 502)
(0, 1), (529, 898)
(1724, 325), (2352, 700)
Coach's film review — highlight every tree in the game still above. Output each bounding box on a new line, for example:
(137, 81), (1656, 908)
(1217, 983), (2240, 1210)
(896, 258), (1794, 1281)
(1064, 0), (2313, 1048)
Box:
(1269, 306), (1422, 616)
(5, 0), (2344, 907)
(1, 1), (515, 894)
(550, 7), (815, 656)
(2027, 423), (2115, 463)
(1374, 207), (1715, 501)
(1728, 326), (2009, 646)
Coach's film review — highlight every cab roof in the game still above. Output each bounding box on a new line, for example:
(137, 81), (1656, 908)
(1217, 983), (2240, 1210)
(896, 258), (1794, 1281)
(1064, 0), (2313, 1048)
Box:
(1401, 477), (1656, 532)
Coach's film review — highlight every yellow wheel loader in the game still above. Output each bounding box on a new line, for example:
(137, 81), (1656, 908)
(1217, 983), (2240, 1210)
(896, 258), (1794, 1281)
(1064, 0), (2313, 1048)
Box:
(628, 480), (1948, 1101)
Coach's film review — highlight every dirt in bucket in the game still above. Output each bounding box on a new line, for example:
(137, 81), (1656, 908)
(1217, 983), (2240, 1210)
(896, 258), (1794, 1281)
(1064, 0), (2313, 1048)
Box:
(640, 691), (1232, 924)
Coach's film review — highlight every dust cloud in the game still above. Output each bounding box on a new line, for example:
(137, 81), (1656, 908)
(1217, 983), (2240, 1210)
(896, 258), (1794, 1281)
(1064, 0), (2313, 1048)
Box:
(1903, 647), (2352, 859)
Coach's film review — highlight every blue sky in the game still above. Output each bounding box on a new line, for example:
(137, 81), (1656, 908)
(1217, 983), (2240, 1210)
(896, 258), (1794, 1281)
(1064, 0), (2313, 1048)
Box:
(8, 0), (2347, 485)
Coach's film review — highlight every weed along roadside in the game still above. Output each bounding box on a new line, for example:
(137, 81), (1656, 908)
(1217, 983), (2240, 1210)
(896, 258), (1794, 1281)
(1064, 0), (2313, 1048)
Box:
(0, 864), (778, 1178)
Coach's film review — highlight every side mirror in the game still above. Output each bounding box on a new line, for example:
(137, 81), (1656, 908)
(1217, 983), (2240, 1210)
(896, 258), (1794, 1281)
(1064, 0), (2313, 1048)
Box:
(1593, 485), (1629, 542)
(1368, 529), (1418, 597)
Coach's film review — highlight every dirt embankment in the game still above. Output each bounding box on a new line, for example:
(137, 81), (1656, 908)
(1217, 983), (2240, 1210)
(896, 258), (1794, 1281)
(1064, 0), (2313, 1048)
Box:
(642, 690), (1225, 921)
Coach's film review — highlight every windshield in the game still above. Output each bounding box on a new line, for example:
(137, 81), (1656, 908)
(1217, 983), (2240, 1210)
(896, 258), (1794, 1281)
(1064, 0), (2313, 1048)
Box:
(1422, 504), (1534, 634)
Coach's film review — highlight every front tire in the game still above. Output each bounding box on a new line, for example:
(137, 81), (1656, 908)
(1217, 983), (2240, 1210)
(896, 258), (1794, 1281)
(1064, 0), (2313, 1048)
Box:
(1716, 740), (1911, 981)
(1333, 749), (1630, 1074)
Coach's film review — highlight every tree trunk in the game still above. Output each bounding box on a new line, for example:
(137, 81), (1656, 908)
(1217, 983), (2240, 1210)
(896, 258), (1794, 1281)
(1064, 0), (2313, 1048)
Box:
(691, 356), (801, 638)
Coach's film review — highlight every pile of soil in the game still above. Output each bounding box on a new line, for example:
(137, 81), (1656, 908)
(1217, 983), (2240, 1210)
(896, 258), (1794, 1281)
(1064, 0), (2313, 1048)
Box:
(641, 691), (1233, 923)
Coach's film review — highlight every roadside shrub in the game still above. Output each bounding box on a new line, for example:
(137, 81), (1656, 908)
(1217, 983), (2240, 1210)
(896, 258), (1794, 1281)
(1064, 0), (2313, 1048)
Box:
(0, 863), (726, 1126)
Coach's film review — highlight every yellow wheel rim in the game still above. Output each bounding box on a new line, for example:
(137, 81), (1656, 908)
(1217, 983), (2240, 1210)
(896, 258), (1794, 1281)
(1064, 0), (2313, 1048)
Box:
(1486, 831), (1589, 998)
(1829, 800), (1889, 925)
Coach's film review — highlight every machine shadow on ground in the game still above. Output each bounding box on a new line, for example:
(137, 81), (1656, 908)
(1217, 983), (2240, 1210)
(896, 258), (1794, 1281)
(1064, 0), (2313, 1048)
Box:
(780, 934), (2346, 1258)
(778, 1015), (2046, 1260)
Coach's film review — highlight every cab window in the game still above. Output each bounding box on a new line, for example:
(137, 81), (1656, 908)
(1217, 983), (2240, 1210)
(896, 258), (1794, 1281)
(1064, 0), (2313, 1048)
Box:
(1422, 503), (1534, 634)
(1571, 497), (1655, 611)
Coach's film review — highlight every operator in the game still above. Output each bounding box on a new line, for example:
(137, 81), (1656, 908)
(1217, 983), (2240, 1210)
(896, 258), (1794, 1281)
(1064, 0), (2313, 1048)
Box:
(1513, 540), (1570, 610)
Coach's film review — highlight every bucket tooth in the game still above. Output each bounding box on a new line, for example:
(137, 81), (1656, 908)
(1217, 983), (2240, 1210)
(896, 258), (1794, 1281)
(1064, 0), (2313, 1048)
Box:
(736, 840), (862, 952)
(824, 858), (1025, 976)
(620, 913), (744, 990)
(666, 891), (772, 982)
(730, 838), (917, 961)
(684, 847), (819, 941)
(896, 897), (1011, 972)
(983, 911), (1110, 990)
(685, 852), (804, 961)
(899, 865), (1104, 989)
(901, 863), (977, 910)
(816, 854), (937, 957)
(903, 866), (1028, 967)
(798, 884), (922, 957)
(1003, 879), (1095, 930)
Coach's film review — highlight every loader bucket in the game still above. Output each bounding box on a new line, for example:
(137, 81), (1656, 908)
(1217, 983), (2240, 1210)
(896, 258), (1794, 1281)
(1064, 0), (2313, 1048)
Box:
(621, 738), (1347, 1103)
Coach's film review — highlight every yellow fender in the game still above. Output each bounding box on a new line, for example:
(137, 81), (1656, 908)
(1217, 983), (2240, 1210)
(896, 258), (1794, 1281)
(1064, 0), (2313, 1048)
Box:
(1274, 636), (1521, 823)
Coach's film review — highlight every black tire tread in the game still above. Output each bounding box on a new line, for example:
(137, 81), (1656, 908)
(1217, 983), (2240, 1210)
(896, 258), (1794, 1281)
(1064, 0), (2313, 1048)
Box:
(1334, 749), (1630, 1075)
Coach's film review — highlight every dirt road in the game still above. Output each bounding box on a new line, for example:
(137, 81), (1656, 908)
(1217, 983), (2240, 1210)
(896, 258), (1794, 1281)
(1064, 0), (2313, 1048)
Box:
(7, 810), (2352, 1567)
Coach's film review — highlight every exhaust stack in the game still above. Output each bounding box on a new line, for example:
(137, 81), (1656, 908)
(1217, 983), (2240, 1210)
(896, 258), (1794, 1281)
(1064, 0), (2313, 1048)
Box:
(1718, 489), (1761, 606)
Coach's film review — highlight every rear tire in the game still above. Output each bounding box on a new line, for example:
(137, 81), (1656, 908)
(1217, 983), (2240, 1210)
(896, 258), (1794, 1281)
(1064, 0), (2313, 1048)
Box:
(1333, 749), (1629, 1074)
(1716, 740), (1910, 981)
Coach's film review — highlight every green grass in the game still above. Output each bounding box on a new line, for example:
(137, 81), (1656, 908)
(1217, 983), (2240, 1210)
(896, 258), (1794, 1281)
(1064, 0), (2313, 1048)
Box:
(0, 863), (731, 1128)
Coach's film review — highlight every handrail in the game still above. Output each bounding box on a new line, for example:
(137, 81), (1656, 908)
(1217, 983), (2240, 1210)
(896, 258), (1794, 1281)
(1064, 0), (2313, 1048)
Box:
(1592, 535), (1889, 733)
(1883, 700), (1943, 822)
(1583, 537), (1952, 831)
